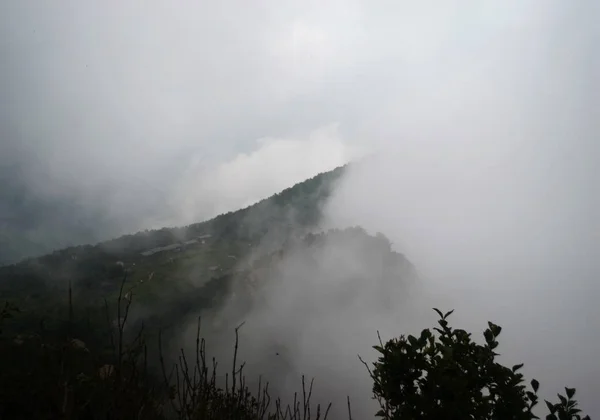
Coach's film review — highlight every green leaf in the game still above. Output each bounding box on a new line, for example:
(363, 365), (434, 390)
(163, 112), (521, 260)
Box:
(443, 309), (455, 319)
(558, 394), (567, 406)
(433, 308), (444, 319)
(565, 387), (575, 399)
(420, 329), (431, 341)
(545, 400), (557, 414)
(512, 363), (524, 372)
(487, 322), (502, 337)
(531, 379), (540, 393)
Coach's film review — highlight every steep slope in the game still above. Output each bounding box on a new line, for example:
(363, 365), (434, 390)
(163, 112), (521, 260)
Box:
(128, 226), (416, 343)
(146, 225), (417, 409)
(0, 163), (421, 414)
(0, 165), (348, 327)
(0, 163), (417, 363)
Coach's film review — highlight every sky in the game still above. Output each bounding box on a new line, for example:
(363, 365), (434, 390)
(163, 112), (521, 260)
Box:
(1, 0), (599, 416)
(2, 1), (596, 236)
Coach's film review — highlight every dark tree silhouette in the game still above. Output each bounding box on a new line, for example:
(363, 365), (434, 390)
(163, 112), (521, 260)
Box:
(365, 309), (590, 420)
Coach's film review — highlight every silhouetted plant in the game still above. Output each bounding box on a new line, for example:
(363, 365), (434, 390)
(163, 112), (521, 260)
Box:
(0, 275), (335, 420)
(1, 274), (592, 419)
(363, 308), (590, 420)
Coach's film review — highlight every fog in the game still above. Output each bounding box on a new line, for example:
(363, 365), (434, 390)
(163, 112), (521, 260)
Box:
(320, 3), (600, 414)
(171, 228), (416, 419)
(2, 0), (599, 417)
(0, 0), (361, 263)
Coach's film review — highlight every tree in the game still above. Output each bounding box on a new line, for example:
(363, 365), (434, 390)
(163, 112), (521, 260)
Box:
(365, 309), (590, 420)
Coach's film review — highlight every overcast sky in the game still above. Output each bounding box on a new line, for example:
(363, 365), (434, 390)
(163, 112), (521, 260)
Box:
(1, 0), (368, 233)
(2, 1), (596, 232)
(1, 0), (599, 414)
(1, 0), (591, 230)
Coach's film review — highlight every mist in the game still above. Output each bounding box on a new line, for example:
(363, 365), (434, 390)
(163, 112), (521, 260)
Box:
(2, 0), (599, 417)
(175, 1), (598, 417)
(321, 2), (599, 413)
(0, 0), (360, 263)
(169, 228), (420, 419)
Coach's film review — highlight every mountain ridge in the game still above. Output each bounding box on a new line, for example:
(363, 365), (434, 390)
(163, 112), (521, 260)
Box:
(0, 164), (354, 327)
(1, 164), (347, 269)
(0, 161), (419, 363)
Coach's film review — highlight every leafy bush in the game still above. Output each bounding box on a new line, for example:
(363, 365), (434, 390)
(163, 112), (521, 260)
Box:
(0, 279), (592, 419)
(365, 308), (590, 420)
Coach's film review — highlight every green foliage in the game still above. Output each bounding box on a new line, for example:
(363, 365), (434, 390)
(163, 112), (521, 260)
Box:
(0, 164), (348, 327)
(0, 286), (593, 420)
(366, 309), (590, 420)
(0, 278), (334, 420)
(0, 164), (592, 419)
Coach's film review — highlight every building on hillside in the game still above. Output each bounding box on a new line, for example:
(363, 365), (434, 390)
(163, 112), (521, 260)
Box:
(140, 243), (181, 257)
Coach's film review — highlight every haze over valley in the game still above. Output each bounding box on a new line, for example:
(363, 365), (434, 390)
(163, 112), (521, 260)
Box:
(0, 1), (598, 418)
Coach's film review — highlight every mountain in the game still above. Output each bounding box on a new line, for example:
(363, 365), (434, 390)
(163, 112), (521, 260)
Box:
(0, 165), (338, 322)
(0, 163), (416, 353)
(0, 163), (421, 419)
(0, 169), (137, 267)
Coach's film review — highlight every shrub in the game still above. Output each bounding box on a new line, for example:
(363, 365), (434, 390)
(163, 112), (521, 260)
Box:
(0, 277), (592, 419)
(365, 309), (590, 420)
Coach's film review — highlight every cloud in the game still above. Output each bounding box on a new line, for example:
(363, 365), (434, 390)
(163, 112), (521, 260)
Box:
(171, 1), (597, 416)
(319, 2), (600, 415)
(1, 0), (598, 416)
(173, 228), (420, 419)
(0, 0), (367, 255)
(159, 124), (360, 227)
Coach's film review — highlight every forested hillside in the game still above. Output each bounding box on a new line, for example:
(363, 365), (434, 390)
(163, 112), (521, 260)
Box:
(0, 163), (591, 419)
(0, 165), (348, 336)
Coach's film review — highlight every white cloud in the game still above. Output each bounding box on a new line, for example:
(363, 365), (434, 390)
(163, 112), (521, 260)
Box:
(0, 0), (598, 415)
(159, 124), (360, 227)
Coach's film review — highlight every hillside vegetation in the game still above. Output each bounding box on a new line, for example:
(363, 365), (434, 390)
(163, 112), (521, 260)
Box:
(0, 165), (346, 331)
(0, 164), (591, 419)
